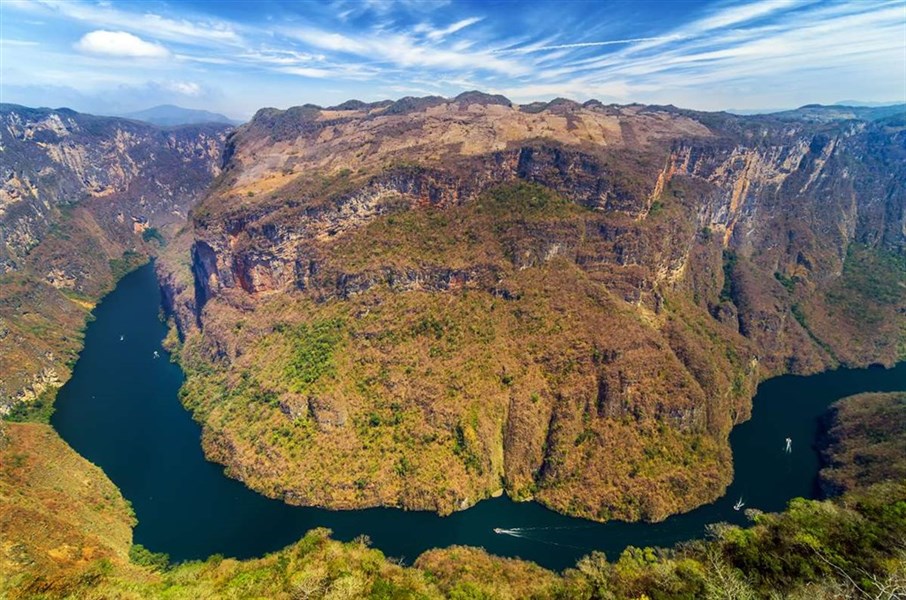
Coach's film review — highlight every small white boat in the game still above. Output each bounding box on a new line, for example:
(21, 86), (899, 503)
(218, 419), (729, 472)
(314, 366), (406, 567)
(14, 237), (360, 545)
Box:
(493, 528), (504, 534)
(120, 335), (124, 341)
(733, 498), (745, 511)
(785, 437), (792, 453)
(153, 350), (160, 359)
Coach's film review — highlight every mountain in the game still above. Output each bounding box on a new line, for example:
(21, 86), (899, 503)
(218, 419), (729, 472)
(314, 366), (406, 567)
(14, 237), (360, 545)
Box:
(0, 104), (230, 415)
(122, 104), (238, 127)
(774, 102), (906, 122)
(727, 102), (906, 119)
(157, 92), (905, 523)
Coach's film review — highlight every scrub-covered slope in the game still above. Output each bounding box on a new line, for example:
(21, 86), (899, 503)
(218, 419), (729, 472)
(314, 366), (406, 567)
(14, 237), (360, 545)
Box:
(0, 104), (229, 417)
(820, 391), (906, 495)
(162, 94), (906, 522)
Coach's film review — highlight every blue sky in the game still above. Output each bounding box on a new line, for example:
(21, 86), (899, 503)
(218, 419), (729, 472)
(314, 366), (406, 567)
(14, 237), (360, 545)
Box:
(1, 0), (904, 119)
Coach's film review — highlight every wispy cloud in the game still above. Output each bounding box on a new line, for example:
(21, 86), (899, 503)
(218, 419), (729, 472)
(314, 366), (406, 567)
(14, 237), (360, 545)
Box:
(284, 25), (527, 76)
(415, 16), (483, 41)
(492, 36), (684, 55)
(1, 0), (903, 116)
(17, 0), (243, 46)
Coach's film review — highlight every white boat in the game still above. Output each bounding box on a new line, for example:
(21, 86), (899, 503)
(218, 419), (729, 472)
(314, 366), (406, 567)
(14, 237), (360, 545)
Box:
(153, 350), (160, 359)
(493, 528), (504, 534)
(733, 498), (745, 511)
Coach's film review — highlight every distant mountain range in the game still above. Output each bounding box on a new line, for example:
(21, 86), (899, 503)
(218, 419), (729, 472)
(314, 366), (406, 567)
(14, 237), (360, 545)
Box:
(122, 104), (239, 126)
(727, 101), (905, 117)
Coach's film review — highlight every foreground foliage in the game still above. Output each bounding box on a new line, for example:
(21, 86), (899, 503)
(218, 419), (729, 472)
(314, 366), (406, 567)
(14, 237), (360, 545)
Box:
(3, 395), (905, 599)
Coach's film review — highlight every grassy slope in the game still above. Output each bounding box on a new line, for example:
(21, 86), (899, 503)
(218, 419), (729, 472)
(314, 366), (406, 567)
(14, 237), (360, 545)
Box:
(0, 421), (148, 597)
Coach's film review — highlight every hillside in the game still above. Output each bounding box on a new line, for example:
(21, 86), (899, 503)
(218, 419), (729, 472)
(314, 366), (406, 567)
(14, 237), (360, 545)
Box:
(820, 391), (906, 495)
(159, 93), (906, 522)
(0, 104), (230, 417)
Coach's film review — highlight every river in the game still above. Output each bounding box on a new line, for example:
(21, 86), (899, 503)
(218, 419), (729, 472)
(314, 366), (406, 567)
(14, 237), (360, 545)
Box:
(51, 263), (906, 571)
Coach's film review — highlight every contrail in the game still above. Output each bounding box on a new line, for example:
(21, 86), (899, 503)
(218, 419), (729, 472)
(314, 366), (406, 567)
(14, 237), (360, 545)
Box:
(492, 35), (681, 55)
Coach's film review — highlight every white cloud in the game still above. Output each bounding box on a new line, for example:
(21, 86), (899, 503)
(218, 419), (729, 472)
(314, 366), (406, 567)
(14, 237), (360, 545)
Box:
(165, 81), (203, 96)
(75, 30), (170, 58)
(0, 39), (39, 46)
(278, 66), (335, 79)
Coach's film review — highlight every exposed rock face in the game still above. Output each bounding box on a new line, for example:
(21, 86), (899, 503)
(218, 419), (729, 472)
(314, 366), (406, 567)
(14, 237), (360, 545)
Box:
(160, 97), (905, 522)
(0, 104), (229, 413)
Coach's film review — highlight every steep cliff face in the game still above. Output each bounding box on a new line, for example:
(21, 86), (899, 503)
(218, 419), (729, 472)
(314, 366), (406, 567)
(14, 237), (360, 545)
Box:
(0, 104), (229, 414)
(162, 95), (905, 522)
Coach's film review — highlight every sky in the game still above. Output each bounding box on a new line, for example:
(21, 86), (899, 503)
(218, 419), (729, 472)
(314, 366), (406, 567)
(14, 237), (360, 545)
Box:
(1, 0), (904, 120)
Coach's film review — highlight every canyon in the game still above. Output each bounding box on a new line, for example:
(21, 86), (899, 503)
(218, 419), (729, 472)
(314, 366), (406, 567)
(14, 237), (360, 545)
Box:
(156, 93), (905, 522)
(1, 95), (904, 599)
(0, 104), (229, 415)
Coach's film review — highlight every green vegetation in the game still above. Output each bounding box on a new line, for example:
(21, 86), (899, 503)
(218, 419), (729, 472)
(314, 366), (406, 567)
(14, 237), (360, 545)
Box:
(141, 227), (166, 246)
(718, 250), (738, 303)
(826, 243), (906, 325)
(283, 318), (345, 394)
(790, 243), (906, 365)
(109, 250), (149, 280)
(129, 544), (170, 571)
(173, 181), (749, 523)
(3, 388), (56, 423)
(774, 270), (796, 293)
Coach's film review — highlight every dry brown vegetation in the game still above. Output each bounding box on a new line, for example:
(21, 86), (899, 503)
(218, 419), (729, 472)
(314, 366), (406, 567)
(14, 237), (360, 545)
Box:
(820, 391), (906, 495)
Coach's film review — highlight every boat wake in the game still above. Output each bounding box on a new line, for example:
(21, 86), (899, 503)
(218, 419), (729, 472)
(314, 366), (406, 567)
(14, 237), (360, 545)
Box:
(492, 526), (593, 550)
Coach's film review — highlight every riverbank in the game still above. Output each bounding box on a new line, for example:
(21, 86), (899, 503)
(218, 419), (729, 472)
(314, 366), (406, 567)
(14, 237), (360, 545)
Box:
(45, 263), (906, 571)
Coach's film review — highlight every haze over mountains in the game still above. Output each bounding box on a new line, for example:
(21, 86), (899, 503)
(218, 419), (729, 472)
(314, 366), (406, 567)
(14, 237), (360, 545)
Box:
(121, 104), (239, 127)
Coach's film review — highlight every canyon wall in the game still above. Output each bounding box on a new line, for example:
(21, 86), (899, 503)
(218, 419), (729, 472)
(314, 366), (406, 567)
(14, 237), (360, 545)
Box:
(0, 104), (229, 414)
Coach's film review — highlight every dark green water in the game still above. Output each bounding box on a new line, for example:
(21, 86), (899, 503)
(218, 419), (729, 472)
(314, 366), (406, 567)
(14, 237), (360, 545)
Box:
(51, 264), (906, 571)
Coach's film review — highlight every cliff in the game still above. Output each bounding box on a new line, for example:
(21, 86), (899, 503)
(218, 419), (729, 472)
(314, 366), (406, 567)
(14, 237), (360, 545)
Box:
(159, 95), (906, 522)
(0, 104), (229, 415)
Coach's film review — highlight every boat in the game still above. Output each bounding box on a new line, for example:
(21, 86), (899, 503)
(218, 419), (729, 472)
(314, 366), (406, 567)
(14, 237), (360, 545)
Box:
(733, 498), (745, 511)
(153, 350), (160, 359)
(493, 528), (504, 534)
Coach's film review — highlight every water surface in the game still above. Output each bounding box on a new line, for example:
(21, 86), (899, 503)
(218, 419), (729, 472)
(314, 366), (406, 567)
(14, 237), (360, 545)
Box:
(52, 264), (906, 570)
